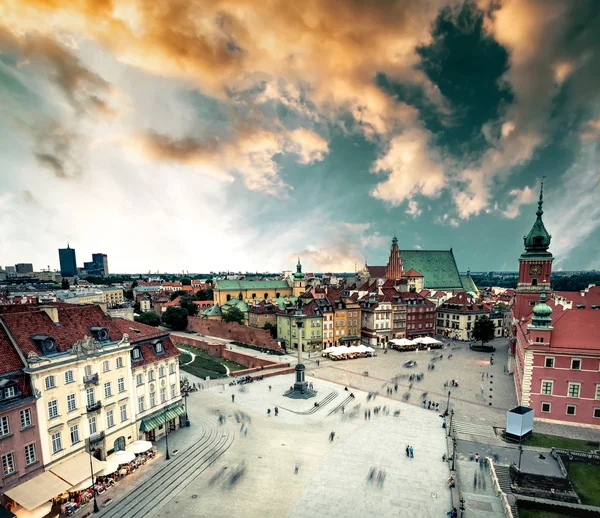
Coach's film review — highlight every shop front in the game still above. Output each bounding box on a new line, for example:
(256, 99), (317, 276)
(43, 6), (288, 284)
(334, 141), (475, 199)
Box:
(138, 403), (186, 442)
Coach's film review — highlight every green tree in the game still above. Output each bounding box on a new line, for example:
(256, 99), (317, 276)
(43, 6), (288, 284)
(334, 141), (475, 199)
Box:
(135, 311), (161, 327)
(170, 290), (187, 301)
(133, 301), (141, 313)
(131, 280), (138, 289)
(181, 278), (192, 286)
(180, 295), (198, 316)
(61, 278), (70, 289)
(473, 315), (495, 346)
(124, 289), (134, 300)
(194, 288), (214, 301)
(263, 321), (276, 337)
(222, 306), (245, 325)
(162, 306), (189, 330)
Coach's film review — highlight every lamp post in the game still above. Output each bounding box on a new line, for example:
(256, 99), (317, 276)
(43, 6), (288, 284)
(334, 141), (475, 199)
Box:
(517, 443), (523, 472)
(447, 409), (454, 437)
(164, 406), (171, 461)
(446, 390), (451, 415)
(87, 441), (100, 513)
(183, 393), (190, 427)
(451, 438), (457, 471)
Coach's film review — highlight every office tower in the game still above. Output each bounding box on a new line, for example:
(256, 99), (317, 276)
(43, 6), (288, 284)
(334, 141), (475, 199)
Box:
(15, 263), (33, 274)
(58, 244), (78, 277)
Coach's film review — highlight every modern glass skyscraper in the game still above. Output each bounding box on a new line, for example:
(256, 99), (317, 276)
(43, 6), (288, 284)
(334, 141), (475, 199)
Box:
(91, 253), (109, 276)
(58, 244), (77, 277)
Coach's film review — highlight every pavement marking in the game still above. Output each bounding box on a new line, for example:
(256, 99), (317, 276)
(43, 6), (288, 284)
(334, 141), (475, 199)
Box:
(452, 419), (497, 438)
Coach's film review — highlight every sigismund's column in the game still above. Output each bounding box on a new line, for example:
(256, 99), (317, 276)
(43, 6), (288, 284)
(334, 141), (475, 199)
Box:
(293, 314), (307, 392)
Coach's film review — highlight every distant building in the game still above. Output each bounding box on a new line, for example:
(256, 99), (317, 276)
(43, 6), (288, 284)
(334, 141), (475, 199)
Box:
(58, 244), (78, 277)
(5, 266), (15, 274)
(15, 264), (33, 274)
(92, 253), (109, 276)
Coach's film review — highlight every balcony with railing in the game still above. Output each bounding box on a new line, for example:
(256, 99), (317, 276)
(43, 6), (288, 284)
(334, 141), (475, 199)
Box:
(86, 401), (102, 413)
(83, 373), (99, 385)
(89, 431), (105, 444)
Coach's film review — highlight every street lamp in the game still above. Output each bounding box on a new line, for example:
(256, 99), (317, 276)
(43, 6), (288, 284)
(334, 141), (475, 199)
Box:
(164, 406), (171, 461)
(517, 444), (523, 472)
(183, 393), (190, 427)
(87, 441), (100, 513)
(451, 438), (457, 471)
(447, 409), (454, 437)
(446, 390), (451, 415)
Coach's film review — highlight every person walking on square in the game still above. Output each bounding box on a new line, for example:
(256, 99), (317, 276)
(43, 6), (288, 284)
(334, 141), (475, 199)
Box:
(409, 446), (414, 458)
(294, 461), (299, 474)
(267, 408), (271, 416)
(365, 410), (368, 420)
(275, 407), (279, 416)
(329, 431), (335, 442)
(423, 400), (427, 408)
(269, 385), (272, 391)
(406, 445), (410, 457)
(368, 409), (371, 420)
(231, 394), (235, 403)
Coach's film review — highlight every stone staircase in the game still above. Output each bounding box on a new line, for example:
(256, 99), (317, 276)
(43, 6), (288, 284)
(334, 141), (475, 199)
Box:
(326, 394), (356, 417)
(494, 464), (513, 494)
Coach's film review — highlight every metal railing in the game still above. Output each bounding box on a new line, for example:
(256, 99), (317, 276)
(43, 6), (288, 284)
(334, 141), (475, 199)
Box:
(86, 401), (102, 413)
(83, 373), (99, 385)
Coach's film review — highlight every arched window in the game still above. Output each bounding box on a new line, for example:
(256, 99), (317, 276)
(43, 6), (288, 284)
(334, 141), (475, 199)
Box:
(264, 293), (268, 299)
(276, 292), (280, 298)
(114, 436), (125, 452)
(226, 294), (231, 301)
(252, 293), (256, 299)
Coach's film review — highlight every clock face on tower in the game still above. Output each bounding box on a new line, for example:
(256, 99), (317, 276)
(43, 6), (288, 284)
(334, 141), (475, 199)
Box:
(529, 264), (542, 276)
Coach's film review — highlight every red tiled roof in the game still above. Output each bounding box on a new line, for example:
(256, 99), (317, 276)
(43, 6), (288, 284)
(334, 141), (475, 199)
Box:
(1, 304), (168, 357)
(404, 268), (423, 277)
(0, 324), (25, 373)
(420, 289), (431, 297)
(433, 291), (446, 297)
(248, 300), (280, 315)
(439, 292), (491, 312)
(129, 335), (180, 368)
(182, 285), (193, 292)
(162, 281), (182, 287)
(367, 266), (387, 278)
(554, 286), (600, 306)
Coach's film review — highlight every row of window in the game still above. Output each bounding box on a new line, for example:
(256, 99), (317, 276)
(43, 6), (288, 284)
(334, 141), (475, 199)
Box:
(541, 381), (600, 399)
(540, 402), (600, 419)
(135, 364), (176, 386)
(45, 359), (126, 390)
(50, 404), (129, 454)
(2, 444), (37, 477)
(407, 323), (433, 330)
(0, 409), (32, 437)
(138, 385), (178, 413)
(544, 357), (583, 370)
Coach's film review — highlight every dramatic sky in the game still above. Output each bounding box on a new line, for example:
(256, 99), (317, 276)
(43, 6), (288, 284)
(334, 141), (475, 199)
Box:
(1, 1), (599, 274)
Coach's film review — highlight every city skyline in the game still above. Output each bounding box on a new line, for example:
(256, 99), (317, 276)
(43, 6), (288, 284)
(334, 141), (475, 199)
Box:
(1, 1), (599, 273)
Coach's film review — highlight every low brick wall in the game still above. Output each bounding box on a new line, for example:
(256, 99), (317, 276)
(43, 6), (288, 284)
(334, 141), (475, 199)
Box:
(187, 317), (283, 352)
(173, 335), (286, 373)
(233, 366), (295, 379)
(173, 335), (225, 357)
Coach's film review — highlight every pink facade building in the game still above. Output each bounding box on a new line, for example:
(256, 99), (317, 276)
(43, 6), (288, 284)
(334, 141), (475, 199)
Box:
(511, 184), (600, 429)
(0, 323), (42, 501)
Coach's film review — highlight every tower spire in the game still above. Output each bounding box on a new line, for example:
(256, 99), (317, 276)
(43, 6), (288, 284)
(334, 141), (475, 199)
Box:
(522, 178), (551, 256)
(536, 177), (545, 217)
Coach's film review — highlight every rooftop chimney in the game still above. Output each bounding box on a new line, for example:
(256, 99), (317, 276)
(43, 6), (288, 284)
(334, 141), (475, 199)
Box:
(40, 306), (59, 323)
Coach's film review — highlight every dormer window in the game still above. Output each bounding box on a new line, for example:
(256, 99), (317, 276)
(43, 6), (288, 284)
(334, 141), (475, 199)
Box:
(131, 348), (142, 361)
(89, 326), (110, 342)
(5, 386), (15, 398)
(151, 340), (165, 355)
(31, 334), (58, 355)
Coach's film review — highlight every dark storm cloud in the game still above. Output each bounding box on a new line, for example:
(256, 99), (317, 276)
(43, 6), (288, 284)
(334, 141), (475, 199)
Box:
(32, 123), (82, 180)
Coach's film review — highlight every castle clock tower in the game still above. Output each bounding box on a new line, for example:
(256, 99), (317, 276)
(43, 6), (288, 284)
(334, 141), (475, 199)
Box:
(514, 181), (553, 320)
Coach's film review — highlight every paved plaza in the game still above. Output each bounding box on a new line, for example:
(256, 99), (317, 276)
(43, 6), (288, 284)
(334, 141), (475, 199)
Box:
(145, 373), (452, 517)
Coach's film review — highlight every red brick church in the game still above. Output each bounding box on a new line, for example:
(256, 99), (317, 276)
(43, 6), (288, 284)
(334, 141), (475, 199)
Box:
(511, 182), (600, 429)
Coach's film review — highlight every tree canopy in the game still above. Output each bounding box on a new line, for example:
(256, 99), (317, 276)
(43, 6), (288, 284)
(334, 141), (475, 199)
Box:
(194, 288), (214, 301)
(179, 295), (198, 316)
(170, 290), (187, 301)
(181, 278), (192, 286)
(473, 315), (495, 346)
(162, 306), (189, 330)
(222, 306), (245, 325)
(135, 311), (161, 327)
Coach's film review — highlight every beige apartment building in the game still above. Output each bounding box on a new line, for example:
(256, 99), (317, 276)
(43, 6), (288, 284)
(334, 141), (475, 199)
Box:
(101, 287), (125, 308)
(0, 304), (182, 470)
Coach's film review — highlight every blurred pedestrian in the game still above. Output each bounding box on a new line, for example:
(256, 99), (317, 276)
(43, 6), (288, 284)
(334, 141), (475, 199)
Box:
(294, 461), (299, 474)
(231, 394), (235, 403)
(409, 446), (414, 458)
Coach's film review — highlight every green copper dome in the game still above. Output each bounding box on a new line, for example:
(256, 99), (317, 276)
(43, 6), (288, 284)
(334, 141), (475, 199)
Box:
(293, 257), (305, 280)
(522, 181), (552, 258)
(530, 292), (553, 328)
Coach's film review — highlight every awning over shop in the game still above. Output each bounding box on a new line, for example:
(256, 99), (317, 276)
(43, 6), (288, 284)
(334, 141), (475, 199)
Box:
(139, 404), (185, 433)
(4, 472), (71, 511)
(339, 336), (360, 342)
(49, 452), (104, 486)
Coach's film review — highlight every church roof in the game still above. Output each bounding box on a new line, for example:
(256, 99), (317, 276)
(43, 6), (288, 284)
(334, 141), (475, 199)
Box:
(404, 268), (423, 278)
(460, 274), (478, 294)
(215, 280), (290, 290)
(399, 250), (463, 290)
(367, 266), (387, 278)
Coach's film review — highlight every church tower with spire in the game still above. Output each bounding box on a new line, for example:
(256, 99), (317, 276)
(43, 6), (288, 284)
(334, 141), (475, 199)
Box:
(514, 180), (553, 320)
(385, 235), (404, 280)
(292, 257), (306, 297)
